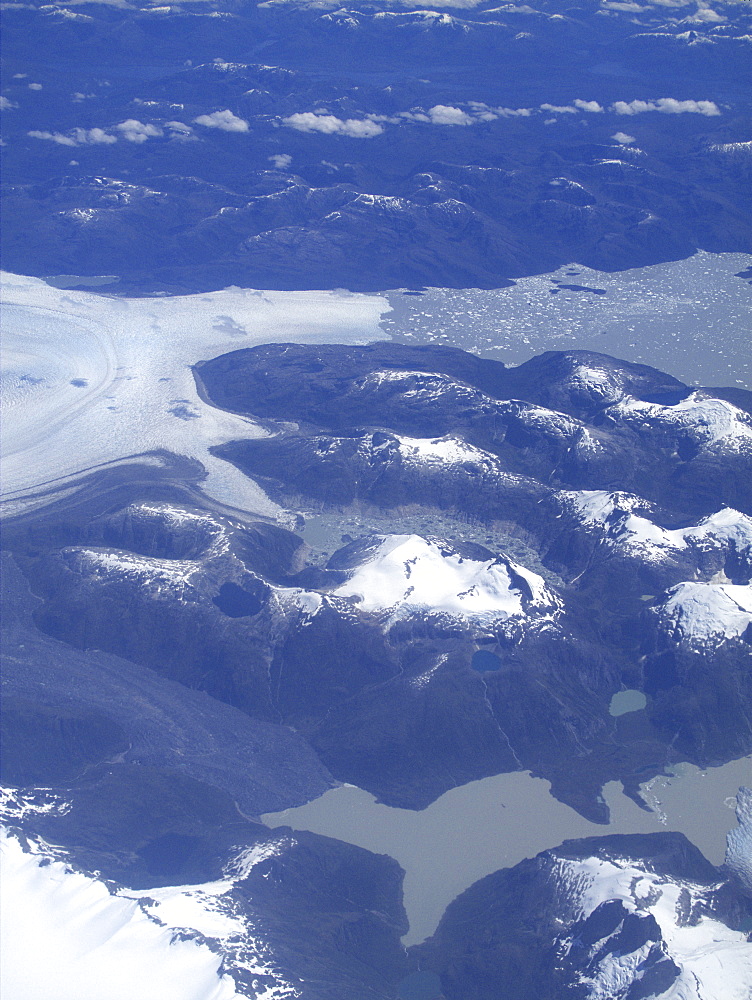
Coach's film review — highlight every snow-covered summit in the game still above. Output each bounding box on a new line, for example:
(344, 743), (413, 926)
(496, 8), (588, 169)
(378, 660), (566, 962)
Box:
(332, 533), (556, 621)
(606, 391), (752, 454)
(554, 851), (752, 1000)
(562, 491), (752, 574)
(653, 581), (752, 647)
(0, 826), (299, 1000)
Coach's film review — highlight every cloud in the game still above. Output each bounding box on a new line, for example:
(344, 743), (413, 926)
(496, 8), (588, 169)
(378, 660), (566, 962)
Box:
(193, 109), (249, 132)
(28, 129), (77, 146)
(283, 113), (384, 137)
(573, 99), (603, 113)
(541, 104), (577, 115)
(686, 5), (724, 22)
(0, 96), (17, 110)
(116, 119), (163, 142)
(540, 103), (578, 114)
(427, 104), (473, 125)
(28, 127), (117, 146)
(611, 98), (720, 116)
(28, 82), (43, 91)
(495, 106), (532, 117)
(612, 131), (636, 144)
(75, 127), (117, 144)
(269, 153), (292, 168)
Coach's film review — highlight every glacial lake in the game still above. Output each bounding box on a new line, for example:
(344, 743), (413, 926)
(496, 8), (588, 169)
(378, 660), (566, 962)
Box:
(382, 251), (752, 390)
(609, 689), (647, 716)
(262, 756), (752, 946)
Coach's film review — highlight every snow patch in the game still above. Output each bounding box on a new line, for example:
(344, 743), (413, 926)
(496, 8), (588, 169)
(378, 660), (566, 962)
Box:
(397, 434), (492, 466)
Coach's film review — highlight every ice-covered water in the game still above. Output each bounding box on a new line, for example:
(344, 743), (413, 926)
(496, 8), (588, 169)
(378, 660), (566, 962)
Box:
(382, 251), (752, 389)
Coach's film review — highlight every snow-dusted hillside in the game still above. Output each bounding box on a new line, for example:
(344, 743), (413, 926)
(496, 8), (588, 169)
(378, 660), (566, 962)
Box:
(561, 491), (752, 574)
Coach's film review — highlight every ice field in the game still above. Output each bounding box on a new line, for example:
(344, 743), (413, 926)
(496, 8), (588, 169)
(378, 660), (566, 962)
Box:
(0, 273), (388, 516)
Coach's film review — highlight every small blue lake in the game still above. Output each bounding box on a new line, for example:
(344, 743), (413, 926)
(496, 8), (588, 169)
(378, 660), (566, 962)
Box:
(472, 649), (502, 673)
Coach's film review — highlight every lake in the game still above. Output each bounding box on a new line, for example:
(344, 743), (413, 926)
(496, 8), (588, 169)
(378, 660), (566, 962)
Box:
(262, 755), (752, 946)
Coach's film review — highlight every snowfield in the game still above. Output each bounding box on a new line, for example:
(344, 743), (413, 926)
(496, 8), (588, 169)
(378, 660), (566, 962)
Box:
(333, 533), (556, 620)
(0, 829), (242, 1000)
(0, 826), (299, 1000)
(0, 272), (388, 516)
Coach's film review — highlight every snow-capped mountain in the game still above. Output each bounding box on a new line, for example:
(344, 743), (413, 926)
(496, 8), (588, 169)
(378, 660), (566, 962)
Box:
(331, 533), (558, 624)
(416, 829), (752, 1000)
(652, 581), (752, 648)
(3, 342), (751, 997)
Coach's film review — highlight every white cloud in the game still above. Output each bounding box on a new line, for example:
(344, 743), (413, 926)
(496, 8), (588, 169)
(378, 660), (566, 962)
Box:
(495, 106), (532, 117)
(28, 130), (77, 146)
(72, 92), (95, 102)
(0, 96), (17, 110)
(116, 119), (163, 142)
(611, 98), (720, 116)
(12, 73), (27, 79)
(366, 113), (403, 124)
(686, 5), (724, 22)
(28, 83), (43, 91)
(193, 109), (249, 132)
(540, 103), (577, 114)
(28, 127), (117, 146)
(269, 153), (292, 168)
(283, 113), (384, 138)
(427, 104), (473, 125)
(76, 127), (117, 144)
(574, 99), (603, 112)
(612, 131), (636, 144)
(655, 97), (720, 115)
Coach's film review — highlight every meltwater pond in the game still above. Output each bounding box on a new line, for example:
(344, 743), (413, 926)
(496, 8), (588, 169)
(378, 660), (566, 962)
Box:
(262, 756), (752, 946)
